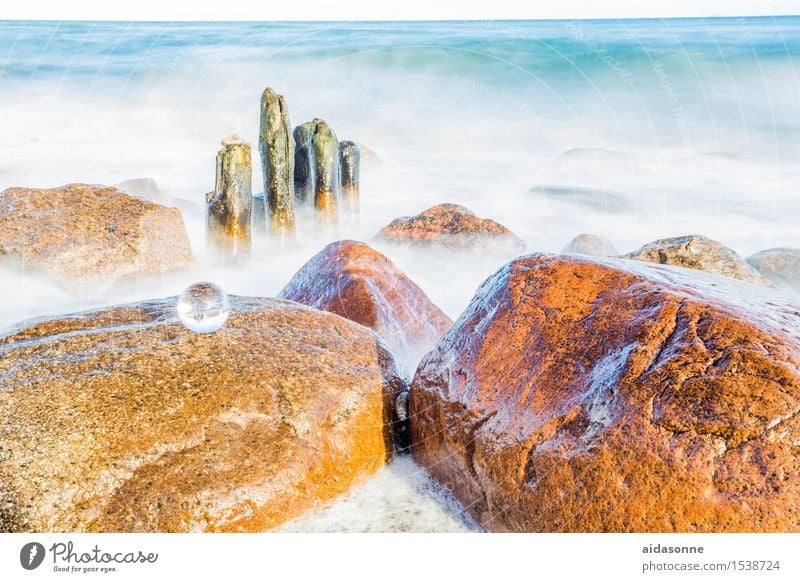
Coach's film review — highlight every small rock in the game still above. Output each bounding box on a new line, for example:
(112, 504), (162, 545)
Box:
(747, 248), (800, 292)
(115, 178), (201, 218)
(356, 143), (381, 167)
(376, 203), (525, 255)
(115, 177), (161, 198)
(625, 234), (772, 286)
(562, 234), (618, 257)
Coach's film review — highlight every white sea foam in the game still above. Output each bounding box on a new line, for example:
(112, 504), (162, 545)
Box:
(275, 455), (479, 532)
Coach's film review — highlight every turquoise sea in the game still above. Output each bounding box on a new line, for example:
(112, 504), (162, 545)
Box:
(2, 19), (798, 257)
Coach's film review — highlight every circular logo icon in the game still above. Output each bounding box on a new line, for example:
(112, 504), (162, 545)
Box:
(20, 542), (46, 570)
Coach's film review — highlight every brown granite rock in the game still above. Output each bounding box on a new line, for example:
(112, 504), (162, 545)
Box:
(0, 183), (194, 293)
(625, 234), (771, 286)
(747, 248), (800, 292)
(0, 296), (405, 532)
(280, 240), (452, 370)
(410, 253), (800, 532)
(376, 203), (525, 254)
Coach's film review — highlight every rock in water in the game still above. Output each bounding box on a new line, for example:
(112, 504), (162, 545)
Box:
(311, 119), (340, 226)
(376, 203), (525, 255)
(356, 143), (381, 167)
(0, 183), (193, 293)
(114, 177), (161, 198)
(115, 178), (201, 219)
(339, 141), (360, 217)
(259, 88), (295, 242)
(279, 240), (452, 371)
(747, 248), (800, 292)
(411, 254), (800, 532)
(528, 184), (634, 213)
(562, 233), (618, 257)
(625, 234), (772, 286)
(0, 296), (406, 532)
(207, 135), (252, 261)
(293, 122), (314, 206)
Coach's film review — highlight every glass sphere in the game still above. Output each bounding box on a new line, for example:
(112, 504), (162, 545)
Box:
(176, 282), (230, 333)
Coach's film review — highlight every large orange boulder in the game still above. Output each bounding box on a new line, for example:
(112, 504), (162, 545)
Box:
(0, 183), (194, 293)
(410, 254), (800, 532)
(0, 296), (405, 532)
(376, 203), (525, 254)
(280, 240), (452, 370)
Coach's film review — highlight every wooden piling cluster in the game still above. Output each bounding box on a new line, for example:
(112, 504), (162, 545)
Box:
(206, 87), (362, 257)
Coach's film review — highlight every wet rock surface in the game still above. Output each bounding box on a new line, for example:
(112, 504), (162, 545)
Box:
(0, 296), (405, 532)
(376, 203), (525, 255)
(280, 240), (452, 370)
(410, 253), (800, 532)
(0, 183), (193, 293)
(626, 234), (772, 286)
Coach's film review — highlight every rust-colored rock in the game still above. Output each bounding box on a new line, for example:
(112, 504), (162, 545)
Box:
(280, 240), (452, 370)
(0, 296), (405, 532)
(626, 234), (771, 286)
(0, 183), (193, 293)
(410, 253), (800, 532)
(376, 203), (525, 254)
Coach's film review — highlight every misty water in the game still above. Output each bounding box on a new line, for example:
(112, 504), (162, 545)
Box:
(1, 18), (799, 531)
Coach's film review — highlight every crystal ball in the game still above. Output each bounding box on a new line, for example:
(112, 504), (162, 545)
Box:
(176, 282), (230, 333)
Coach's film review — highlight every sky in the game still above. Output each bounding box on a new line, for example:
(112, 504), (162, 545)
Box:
(2, 0), (800, 21)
